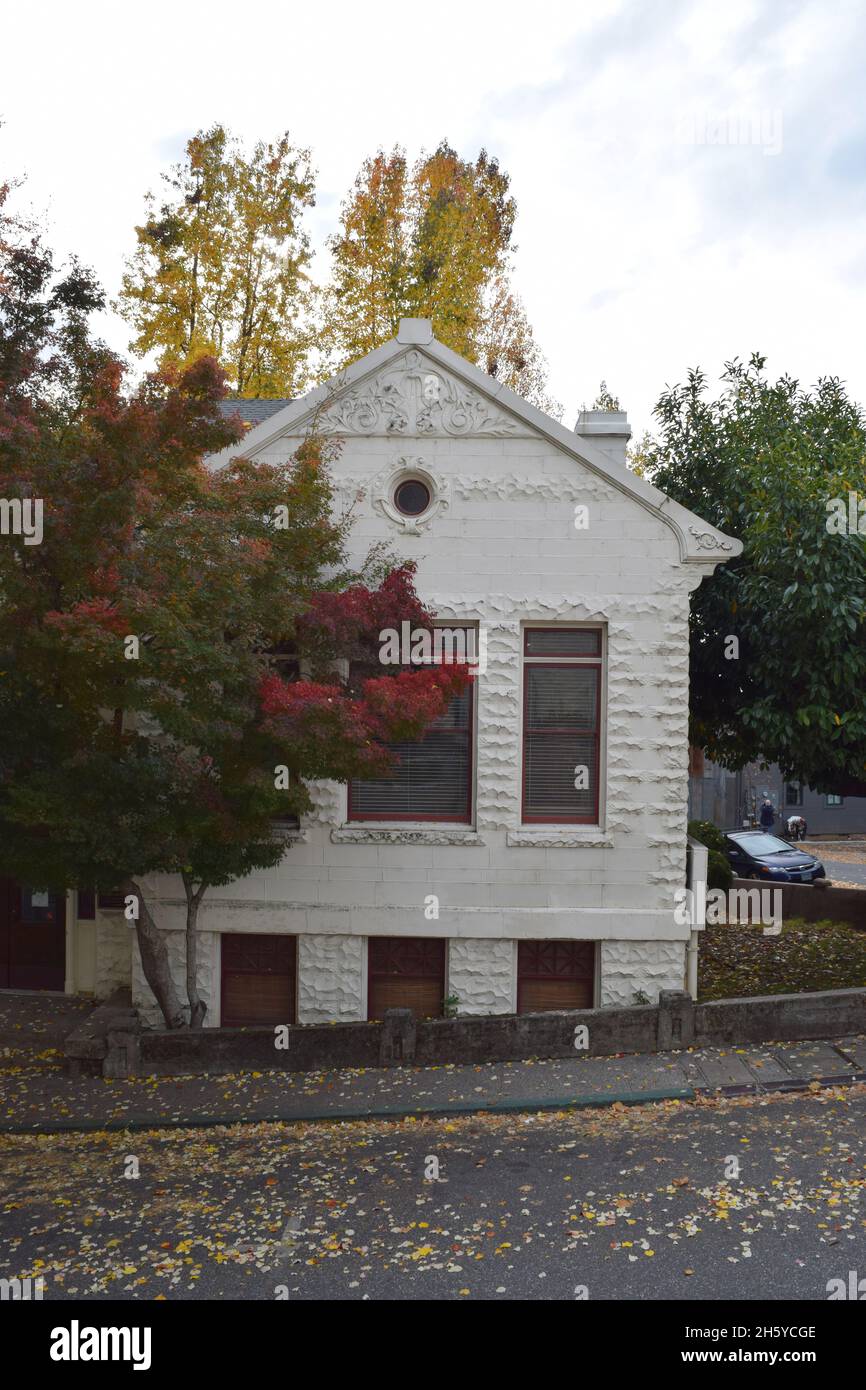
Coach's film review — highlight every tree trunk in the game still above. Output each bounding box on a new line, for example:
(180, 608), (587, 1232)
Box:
(122, 879), (186, 1029)
(182, 873), (208, 1029)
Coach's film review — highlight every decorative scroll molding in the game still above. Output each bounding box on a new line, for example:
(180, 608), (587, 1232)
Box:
(688, 525), (735, 553)
(332, 477), (369, 505)
(453, 473), (616, 503)
(370, 455), (450, 534)
(332, 827), (486, 847)
(317, 350), (521, 437)
(506, 830), (614, 848)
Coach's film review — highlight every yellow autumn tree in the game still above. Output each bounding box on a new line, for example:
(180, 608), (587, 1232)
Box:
(320, 149), (411, 363)
(323, 140), (558, 413)
(118, 124), (316, 397)
(476, 276), (562, 418)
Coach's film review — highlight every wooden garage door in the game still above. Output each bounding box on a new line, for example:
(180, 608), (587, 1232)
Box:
(517, 940), (595, 1013)
(368, 937), (445, 1020)
(220, 933), (296, 1027)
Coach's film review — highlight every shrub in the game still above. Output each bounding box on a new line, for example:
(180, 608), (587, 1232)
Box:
(688, 819), (727, 856)
(707, 849), (733, 892)
(688, 820), (733, 890)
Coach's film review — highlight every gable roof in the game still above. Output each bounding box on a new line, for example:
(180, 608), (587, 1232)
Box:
(207, 320), (742, 567)
(217, 398), (293, 427)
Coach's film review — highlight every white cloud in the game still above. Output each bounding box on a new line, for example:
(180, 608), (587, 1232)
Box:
(2, 0), (864, 435)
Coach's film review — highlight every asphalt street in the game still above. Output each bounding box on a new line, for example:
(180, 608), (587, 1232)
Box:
(822, 859), (866, 886)
(2, 1086), (865, 1301)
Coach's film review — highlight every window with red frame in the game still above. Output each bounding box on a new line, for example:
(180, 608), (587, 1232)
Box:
(522, 627), (602, 823)
(348, 636), (473, 823)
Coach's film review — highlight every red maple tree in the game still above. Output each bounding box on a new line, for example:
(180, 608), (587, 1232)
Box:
(0, 193), (471, 1027)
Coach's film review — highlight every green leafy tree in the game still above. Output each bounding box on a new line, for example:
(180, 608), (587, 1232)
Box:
(644, 354), (866, 794)
(118, 124), (315, 397)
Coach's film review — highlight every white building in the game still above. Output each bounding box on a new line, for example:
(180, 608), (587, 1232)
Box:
(58, 319), (741, 1025)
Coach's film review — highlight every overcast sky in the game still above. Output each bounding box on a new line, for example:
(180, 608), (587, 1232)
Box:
(3, 0), (864, 436)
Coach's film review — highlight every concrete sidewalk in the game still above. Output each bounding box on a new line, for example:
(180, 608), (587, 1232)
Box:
(3, 1025), (866, 1134)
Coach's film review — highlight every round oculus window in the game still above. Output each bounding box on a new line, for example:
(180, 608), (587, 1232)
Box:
(393, 477), (431, 517)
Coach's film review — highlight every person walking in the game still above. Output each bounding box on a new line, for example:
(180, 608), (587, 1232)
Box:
(759, 797), (775, 831)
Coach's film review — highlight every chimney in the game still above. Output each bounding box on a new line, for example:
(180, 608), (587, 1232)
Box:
(397, 318), (434, 345)
(574, 408), (632, 468)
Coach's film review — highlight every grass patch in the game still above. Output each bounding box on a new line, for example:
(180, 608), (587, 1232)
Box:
(699, 917), (866, 1000)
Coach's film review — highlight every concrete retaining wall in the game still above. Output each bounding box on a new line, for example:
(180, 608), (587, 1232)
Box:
(70, 985), (866, 1077)
(696, 987), (866, 1046)
(733, 877), (866, 929)
(141, 1020), (381, 1075)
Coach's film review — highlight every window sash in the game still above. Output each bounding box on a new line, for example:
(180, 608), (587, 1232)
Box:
(348, 658), (473, 823)
(522, 632), (603, 824)
(524, 628), (601, 658)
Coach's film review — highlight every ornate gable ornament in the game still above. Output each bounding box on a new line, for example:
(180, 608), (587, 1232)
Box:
(687, 524), (735, 553)
(316, 350), (522, 437)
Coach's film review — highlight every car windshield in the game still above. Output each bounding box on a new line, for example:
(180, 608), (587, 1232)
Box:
(730, 833), (795, 856)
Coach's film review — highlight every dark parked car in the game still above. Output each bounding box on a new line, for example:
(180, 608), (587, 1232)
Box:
(723, 830), (826, 883)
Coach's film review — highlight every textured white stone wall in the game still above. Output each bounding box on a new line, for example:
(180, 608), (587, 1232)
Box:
(297, 934), (365, 1023)
(129, 343), (729, 1023)
(599, 939), (686, 1006)
(447, 938), (515, 1014)
(131, 928), (217, 1029)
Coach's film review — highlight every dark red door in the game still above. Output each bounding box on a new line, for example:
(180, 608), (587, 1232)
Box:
(368, 937), (446, 1020)
(0, 879), (67, 991)
(517, 940), (595, 1013)
(220, 933), (297, 1027)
